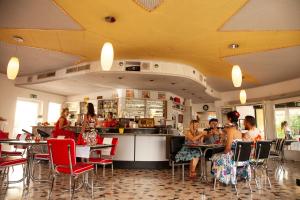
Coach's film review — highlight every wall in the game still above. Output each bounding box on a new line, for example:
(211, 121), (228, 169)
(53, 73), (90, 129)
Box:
(0, 74), (66, 136)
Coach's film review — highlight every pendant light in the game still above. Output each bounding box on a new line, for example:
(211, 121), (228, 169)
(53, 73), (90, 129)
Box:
(100, 42), (114, 71)
(240, 89), (247, 104)
(7, 57), (19, 80)
(7, 36), (23, 80)
(231, 65), (242, 87)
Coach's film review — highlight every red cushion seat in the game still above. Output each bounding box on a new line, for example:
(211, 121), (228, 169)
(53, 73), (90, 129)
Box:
(34, 153), (50, 160)
(0, 157), (27, 167)
(1, 151), (22, 156)
(88, 158), (112, 164)
(56, 163), (93, 175)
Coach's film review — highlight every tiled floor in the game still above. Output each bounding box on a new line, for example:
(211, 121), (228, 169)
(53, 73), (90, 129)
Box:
(1, 160), (300, 200)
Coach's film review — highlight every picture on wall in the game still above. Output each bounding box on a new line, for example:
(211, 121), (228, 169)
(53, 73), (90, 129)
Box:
(142, 90), (150, 99)
(158, 92), (166, 100)
(126, 89), (134, 98)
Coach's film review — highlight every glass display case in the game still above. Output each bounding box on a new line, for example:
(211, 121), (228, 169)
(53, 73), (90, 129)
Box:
(123, 99), (146, 118)
(97, 99), (118, 118)
(146, 100), (165, 118)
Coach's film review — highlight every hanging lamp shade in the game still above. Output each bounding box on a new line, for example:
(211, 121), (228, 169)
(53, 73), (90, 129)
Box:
(231, 65), (242, 87)
(100, 42), (114, 71)
(240, 89), (247, 104)
(7, 57), (19, 80)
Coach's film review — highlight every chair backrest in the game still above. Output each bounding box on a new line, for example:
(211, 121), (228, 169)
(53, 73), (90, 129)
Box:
(0, 144), (2, 157)
(255, 140), (272, 159)
(47, 139), (76, 167)
(0, 131), (8, 139)
(233, 141), (253, 162)
(110, 137), (119, 156)
(170, 136), (185, 160)
(37, 129), (50, 138)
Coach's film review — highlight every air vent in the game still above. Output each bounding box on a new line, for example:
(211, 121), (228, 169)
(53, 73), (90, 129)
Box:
(141, 62), (150, 71)
(37, 72), (56, 80)
(66, 64), (90, 74)
(125, 61), (141, 71)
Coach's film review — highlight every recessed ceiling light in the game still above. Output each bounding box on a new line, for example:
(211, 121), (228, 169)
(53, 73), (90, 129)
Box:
(171, 82), (176, 85)
(191, 93), (194, 95)
(229, 43), (239, 49)
(149, 79), (154, 82)
(117, 77), (123, 80)
(104, 16), (116, 23)
(13, 35), (24, 43)
(182, 89), (186, 91)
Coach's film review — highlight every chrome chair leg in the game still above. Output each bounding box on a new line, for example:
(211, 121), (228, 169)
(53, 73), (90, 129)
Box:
(71, 176), (76, 200)
(171, 162), (175, 178)
(248, 179), (252, 193)
(111, 163), (114, 176)
(103, 165), (105, 177)
(266, 167), (272, 188)
(181, 164), (184, 181)
(91, 172), (94, 199)
(48, 176), (55, 200)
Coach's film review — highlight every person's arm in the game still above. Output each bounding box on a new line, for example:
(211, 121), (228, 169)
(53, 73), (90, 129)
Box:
(185, 131), (206, 142)
(224, 128), (234, 154)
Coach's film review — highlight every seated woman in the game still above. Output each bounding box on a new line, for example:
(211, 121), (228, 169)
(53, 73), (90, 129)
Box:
(77, 103), (102, 146)
(175, 120), (206, 178)
(211, 111), (251, 185)
(52, 108), (75, 139)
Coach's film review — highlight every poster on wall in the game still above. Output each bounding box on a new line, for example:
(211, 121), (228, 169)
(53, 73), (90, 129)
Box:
(142, 90), (150, 99)
(126, 89), (134, 98)
(158, 92), (166, 100)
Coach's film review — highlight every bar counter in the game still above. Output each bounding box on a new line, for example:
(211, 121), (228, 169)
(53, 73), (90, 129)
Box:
(32, 126), (179, 169)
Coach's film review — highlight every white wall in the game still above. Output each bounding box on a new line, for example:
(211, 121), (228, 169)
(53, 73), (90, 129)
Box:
(0, 74), (66, 136)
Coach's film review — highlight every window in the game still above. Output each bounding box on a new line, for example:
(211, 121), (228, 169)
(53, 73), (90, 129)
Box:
(275, 102), (300, 138)
(47, 102), (61, 124)
(13, 99), (41, 136)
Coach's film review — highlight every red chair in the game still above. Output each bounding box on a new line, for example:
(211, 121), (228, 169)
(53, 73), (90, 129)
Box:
(88, 137), (118, 176)
(0, 143), (27, 187)
(1, 133), (30, 157)
(47, 139), (94, 199)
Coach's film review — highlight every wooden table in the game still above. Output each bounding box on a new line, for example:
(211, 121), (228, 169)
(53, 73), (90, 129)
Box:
(184, 143), (225, 182)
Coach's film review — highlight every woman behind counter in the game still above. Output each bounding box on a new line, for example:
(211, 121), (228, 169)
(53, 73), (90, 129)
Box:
(52, 108), (75, 139)
(175, 120), (206, 178)
(102, 112), (118, 128)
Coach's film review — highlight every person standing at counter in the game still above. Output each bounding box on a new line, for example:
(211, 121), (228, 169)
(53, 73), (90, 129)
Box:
(77, 103), (101, 146)
(102, 112), (118, 128)
(175, 120), (206, 178)
(52, 108), (75, 139)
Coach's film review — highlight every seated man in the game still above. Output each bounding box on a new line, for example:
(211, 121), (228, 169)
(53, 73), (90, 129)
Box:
(243, 115), (262, 141)
(203, 118), (222, 144)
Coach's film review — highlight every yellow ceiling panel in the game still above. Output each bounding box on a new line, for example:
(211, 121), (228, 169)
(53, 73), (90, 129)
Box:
(0, 0), (299, 86)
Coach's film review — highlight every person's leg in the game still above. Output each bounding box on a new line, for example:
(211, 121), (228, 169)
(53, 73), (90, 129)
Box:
(189, 158), (199, 177)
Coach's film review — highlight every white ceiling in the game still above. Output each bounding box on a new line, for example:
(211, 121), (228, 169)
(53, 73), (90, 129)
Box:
(221, 0), (300, 30)
(0, 0), (81, 30)
(20, 72), (217, 103)
(0, 41), (81, 75)
(225, 45), (300, 86)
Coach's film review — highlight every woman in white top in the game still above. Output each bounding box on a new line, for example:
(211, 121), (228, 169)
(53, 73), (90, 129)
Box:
(281, 121), (292, 139)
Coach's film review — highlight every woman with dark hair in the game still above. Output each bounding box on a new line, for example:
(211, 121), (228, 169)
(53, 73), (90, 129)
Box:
(175, 120), (206, 178)
(78, 103), (100, 146)
(211, 111), (251, 185)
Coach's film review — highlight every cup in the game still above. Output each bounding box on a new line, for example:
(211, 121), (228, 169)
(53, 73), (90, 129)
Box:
(119, 128), (124, 134)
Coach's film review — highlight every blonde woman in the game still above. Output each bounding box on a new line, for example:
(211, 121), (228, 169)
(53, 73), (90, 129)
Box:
(175, 120), (206, 178)
(52, 108), (75, 139)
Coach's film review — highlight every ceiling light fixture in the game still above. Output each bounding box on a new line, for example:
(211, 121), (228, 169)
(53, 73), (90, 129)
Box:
(7, 36), (23, 80)
(104, 16), (116, 23)
(240, 89), (247, 104)
(229, 43), (239, 49)
(231, 65), (242, 87)
(100, 42), (114, 71)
